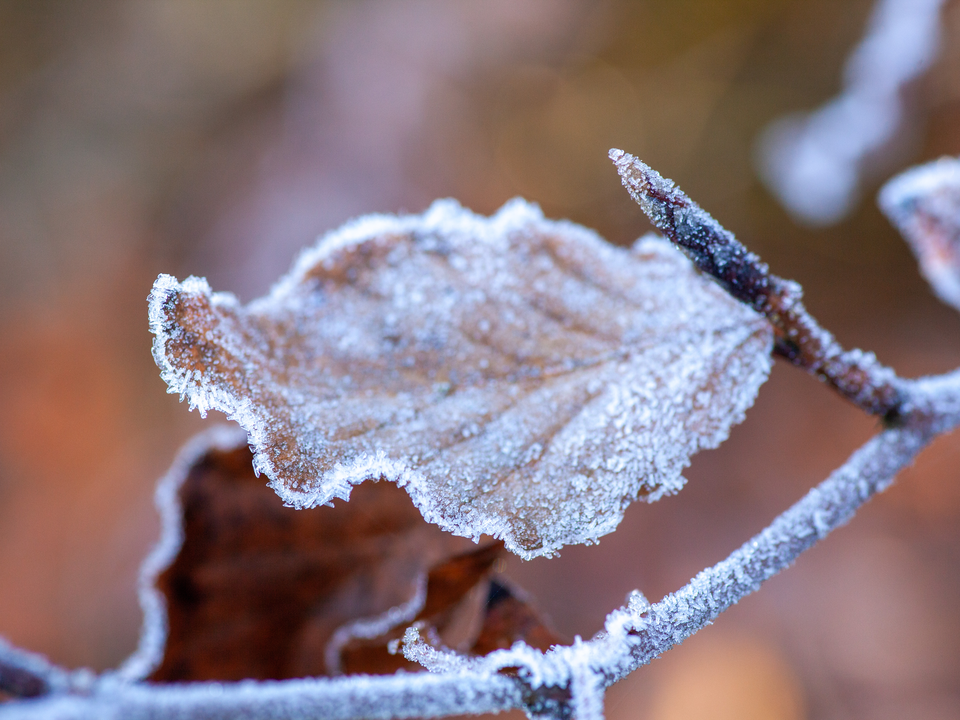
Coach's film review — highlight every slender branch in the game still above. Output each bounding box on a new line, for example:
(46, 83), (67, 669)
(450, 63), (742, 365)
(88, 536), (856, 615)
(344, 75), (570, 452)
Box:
(0, 668), (521, 720)
(596, 371), (960, 683)
(614, 413), (936, 678)
(0, 639), (82, 700)
(610, 149), (904, 419)
(6, 371), (957, 720)
(2, 155), (956, 720)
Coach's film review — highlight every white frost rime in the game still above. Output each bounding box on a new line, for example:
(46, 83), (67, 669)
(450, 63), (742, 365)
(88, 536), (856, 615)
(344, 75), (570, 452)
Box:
(879, 155), (960, 311)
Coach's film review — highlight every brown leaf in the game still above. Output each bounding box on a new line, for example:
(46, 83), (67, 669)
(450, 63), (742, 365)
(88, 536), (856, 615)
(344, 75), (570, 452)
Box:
(126, 429), (558, 681)
(336, 550), (562, 676)
(142, 429), (479, 681)
(149, 199), (772, 558)
(879, 156), (960, 312)
(471, 580), (561, 656)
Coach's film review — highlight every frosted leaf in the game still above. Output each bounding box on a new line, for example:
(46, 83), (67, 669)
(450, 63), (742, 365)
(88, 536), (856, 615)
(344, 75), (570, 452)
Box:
(123, 428), (478, 682)
(149, 198), (772, 558)
(879, 156), (960, 312)
(331, 543), (556, 676)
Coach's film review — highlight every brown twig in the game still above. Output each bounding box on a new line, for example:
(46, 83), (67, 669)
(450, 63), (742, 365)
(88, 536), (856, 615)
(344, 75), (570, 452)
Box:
(0, 639), (71, 700)
(0, 663), (48, 700)
(610, 149), (903, 420)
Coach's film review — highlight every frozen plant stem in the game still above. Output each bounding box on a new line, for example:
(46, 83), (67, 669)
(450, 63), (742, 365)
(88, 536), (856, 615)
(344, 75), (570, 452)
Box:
(610, 148), (903, 419)
(2, 370), (958, 720)
(0, 640), (90, 701)
(4, 155), (960, 720)
(619, 412), (940, 677)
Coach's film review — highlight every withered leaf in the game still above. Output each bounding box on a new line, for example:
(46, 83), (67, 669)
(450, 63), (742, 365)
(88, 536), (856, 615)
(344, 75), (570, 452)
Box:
(139, 428), (479, 681)
(879, 156), (960, 312)
(335, 544), (561, 676)
(124, 428), (556, 681)
(149, 199), (772, 558)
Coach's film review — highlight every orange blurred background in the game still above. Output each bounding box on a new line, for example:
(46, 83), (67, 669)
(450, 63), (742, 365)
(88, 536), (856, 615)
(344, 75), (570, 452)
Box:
(1, 1), (959, 718)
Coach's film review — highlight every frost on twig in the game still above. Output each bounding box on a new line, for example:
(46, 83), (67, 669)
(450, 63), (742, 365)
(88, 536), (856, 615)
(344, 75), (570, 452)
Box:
(398, 590), (651, 720)
(611, 148), (903, 419)
(149, 198), (772, 558)
(0, 640), (74, 700)
(756, 0), (947, 225)
(3, 376), (959, 720)
(879, 155), (960, 311)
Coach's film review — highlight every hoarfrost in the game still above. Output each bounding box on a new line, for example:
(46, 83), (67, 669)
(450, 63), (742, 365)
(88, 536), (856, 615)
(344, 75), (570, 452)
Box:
(400, 587), (652, 718)
(149, 198), (772, 559)
(879, 155), (960, 311)
(757, 0), (946, 225)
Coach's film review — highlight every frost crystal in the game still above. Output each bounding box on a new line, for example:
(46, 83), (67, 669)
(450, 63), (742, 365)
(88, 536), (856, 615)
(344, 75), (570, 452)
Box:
(149, 198), (772, 558)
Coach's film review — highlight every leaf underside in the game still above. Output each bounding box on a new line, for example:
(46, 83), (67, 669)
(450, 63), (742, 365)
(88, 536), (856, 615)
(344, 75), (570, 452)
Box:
(149, 198), (772, 558)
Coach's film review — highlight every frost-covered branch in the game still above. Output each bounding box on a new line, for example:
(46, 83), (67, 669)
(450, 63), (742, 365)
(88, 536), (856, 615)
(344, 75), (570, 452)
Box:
(611, 148), (903, 418)
(4, 153), (960, 720)
(0, 668), (522, 720)
(611, 370), (960, 672)
(0, 639), (91, 701)
(4, 369), (958, 720)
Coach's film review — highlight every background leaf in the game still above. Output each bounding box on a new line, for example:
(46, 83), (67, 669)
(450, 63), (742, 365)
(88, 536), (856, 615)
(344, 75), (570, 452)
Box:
(139, 430), (555, 681)
(879, 156), (960, 312)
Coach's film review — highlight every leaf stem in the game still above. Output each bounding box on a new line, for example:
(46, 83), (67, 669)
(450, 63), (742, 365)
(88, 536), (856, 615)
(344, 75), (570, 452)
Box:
(5, 371), (957, 720)
(610, 149), (903, 419)
(0, 639), (78, 700)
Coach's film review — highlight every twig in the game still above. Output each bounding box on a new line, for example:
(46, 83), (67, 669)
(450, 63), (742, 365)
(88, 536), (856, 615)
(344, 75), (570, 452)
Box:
(0, 639), (82, 700)
(614, 386), (947, 678)
(610, 148), (904, 419)
(0, 667), (522, 720)
(3, 155), (957, 720)
(4, 371), (957, 720)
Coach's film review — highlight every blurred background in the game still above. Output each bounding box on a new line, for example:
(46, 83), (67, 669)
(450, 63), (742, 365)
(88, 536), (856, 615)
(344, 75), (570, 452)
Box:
(1, 1), (960, 718)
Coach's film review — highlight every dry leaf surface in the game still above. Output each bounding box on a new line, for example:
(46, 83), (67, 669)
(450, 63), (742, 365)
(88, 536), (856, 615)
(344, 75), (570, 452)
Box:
(124, 428), (555, 681)
(149, 199), (772, 558)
